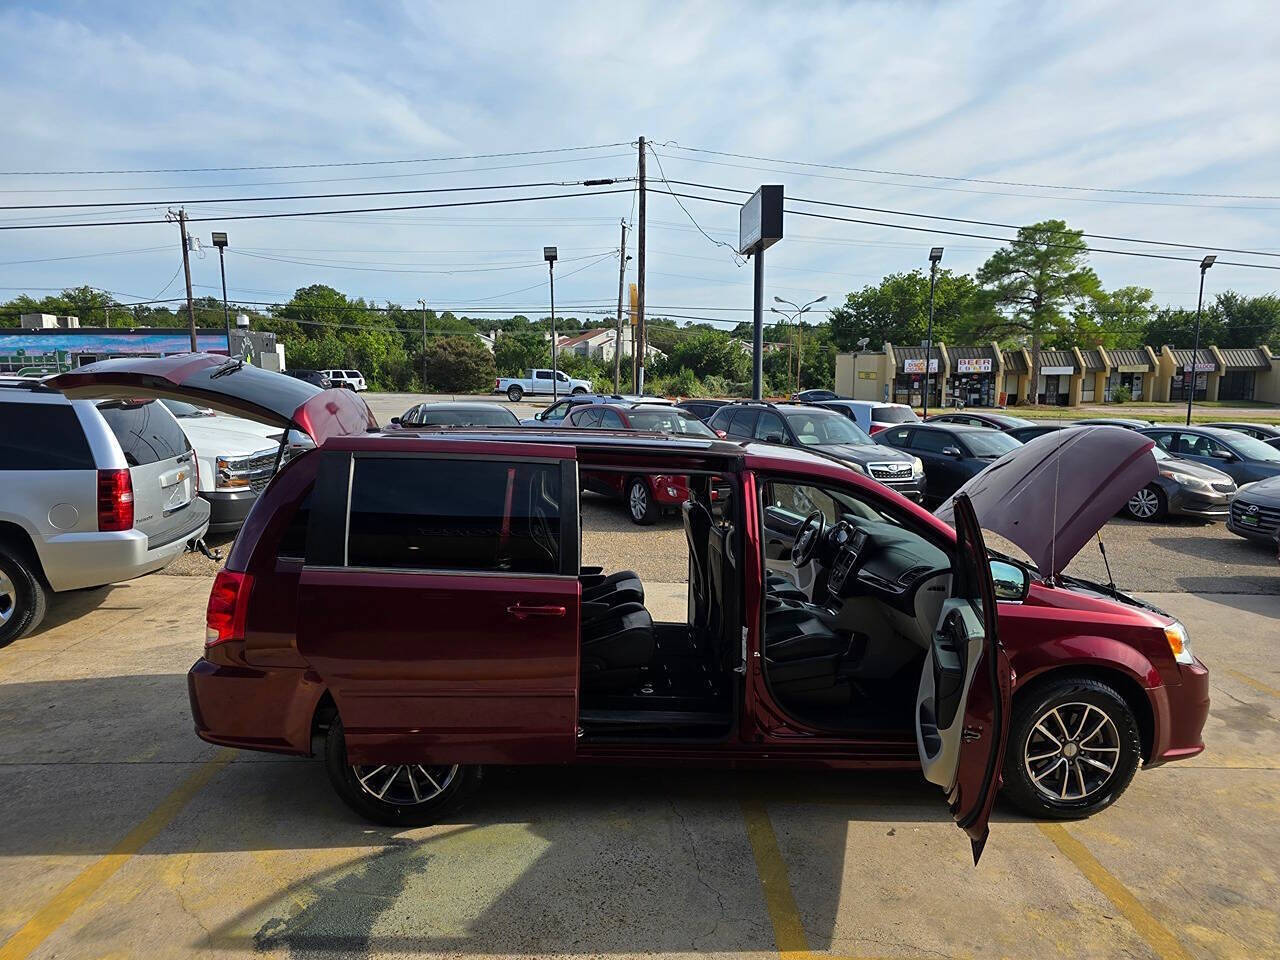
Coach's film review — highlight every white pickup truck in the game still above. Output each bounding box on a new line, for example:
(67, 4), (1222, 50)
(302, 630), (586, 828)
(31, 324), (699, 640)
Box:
(494, 368), (593, 401)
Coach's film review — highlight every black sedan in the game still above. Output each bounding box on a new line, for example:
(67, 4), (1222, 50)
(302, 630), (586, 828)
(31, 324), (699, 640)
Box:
(790, 388), (843, 403)
(1124, 446), (1236, 521)
(925, 411), (1033, 432)
(1227, 475), (1280, 545)
(1201, 422), (1280, 443)
(1008, 423), (1068, 443)
(874, 422), (1021, 506)
(1140, 426), (1280, 485)
(1077, 417), (1155, 430)
(390, 402), (521, 428)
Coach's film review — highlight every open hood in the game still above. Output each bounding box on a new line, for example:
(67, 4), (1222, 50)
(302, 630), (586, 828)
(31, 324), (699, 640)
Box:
(935, 426), (1156, 577)
(46, 354), (376, 443)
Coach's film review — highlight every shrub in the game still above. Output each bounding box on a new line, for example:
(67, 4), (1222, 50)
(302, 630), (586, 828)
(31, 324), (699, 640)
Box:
(422, 336), (497, 393)
(662, 367), (704, 398)
(1111, 384), (1132, 404)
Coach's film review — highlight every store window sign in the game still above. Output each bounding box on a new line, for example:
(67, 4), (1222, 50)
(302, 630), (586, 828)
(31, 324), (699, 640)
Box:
(1183, 362), (1215, 373)
(1041, 365), (1074, 376)
(956, 358), (992, 373)
(903, 358), (938, 374)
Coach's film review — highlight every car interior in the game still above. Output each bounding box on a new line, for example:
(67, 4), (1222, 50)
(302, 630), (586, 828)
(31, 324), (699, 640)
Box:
(758, 479), (953, 733)
(576, 467), (739, 740)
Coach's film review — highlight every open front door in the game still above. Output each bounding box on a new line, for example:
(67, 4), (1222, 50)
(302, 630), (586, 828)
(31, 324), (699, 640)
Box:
(915, 492), (1011, 864)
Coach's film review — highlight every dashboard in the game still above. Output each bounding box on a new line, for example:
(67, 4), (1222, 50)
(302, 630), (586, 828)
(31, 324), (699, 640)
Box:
(825, 517), (948, 613)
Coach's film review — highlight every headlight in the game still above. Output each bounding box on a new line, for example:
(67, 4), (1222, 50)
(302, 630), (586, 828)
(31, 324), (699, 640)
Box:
(1164, 621), (1195, 665)
(215, 455), (251, 489)
(846, 461), (866, 475)
(911, 456), (925, 479)
(1159, 469), (1211, 491)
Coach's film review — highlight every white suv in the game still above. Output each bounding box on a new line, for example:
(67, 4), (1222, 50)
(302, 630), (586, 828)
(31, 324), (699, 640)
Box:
(320, 369), (366, 392)
(0, 382), (211, 647)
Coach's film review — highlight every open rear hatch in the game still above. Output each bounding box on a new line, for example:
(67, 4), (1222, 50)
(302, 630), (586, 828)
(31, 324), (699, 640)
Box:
(46, 354), (377, 443)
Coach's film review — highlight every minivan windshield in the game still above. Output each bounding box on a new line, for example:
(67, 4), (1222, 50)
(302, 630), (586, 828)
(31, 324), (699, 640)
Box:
(785, 411), (872, 446)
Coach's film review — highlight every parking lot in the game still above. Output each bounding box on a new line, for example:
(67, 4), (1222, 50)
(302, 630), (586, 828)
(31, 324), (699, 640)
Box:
(2, 445), (1278, 960)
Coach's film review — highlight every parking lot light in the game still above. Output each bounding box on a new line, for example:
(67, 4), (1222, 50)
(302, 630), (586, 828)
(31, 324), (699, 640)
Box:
(1186, 255), (1216, 426)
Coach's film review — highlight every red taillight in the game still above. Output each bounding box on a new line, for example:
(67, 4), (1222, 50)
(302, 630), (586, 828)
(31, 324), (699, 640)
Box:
(869, 423), (886, 435)
(206, 570), (253, 647)
(96, 468), (134, 531)
(494, 379), (501, 388)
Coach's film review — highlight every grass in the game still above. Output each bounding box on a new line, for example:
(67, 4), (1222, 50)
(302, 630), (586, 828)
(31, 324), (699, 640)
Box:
(1008, 402), (1280, 424)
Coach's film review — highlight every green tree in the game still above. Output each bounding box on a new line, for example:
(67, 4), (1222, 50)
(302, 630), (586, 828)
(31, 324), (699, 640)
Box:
(494, 331), (549, 375)
(828, 269), (980, 351)
(1215, 291), (1280, 348)
(1063, 285), (1154, 350)
(661, 329), (750, 382)
(421, 336), (497, 393)
(974, 220), (1101, 404)
(1142, 305), (1225, 350)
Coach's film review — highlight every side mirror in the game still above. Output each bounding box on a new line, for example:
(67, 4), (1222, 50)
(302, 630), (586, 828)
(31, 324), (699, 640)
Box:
(989, 559), (1030, 602)
(764, 433), (785, 443)
(942, 445), (962, 457)
(1210, 449), (1235, 461)
(390, 416), (401, 425)
(714, 429), (728, 439)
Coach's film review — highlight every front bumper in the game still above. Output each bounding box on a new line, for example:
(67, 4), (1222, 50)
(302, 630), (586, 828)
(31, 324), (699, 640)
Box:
(880, 477), (926, 503)
(1146, 656), (1210, 767)
(203, 490), (258, 533)
(39, 497), (211, 592)
(1226, 498), (1280, 542)
(1166, 486), (1232, 519)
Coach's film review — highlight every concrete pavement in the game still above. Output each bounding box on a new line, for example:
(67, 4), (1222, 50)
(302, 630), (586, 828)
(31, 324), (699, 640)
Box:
(0, 575), (1276, 959)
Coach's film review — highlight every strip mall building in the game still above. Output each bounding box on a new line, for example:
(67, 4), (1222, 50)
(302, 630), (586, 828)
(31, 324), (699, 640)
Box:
(835, 343), (1280, 407)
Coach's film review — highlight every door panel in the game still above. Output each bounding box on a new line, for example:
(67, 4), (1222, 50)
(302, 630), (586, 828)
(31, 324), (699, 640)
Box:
(298, 569), (579, 765)
(915, 492), (1011, 863)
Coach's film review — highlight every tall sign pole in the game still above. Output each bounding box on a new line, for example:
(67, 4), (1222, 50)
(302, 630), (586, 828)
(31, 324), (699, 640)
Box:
(545, 246), (559, 401)
(1186, 255), (1216, 425)
(636, 136), (647, 393)
(613, 219), (629, 393)
(924, 246), (944, 418)
(738, 186), (784, 400)
(211, 232), (231, 354)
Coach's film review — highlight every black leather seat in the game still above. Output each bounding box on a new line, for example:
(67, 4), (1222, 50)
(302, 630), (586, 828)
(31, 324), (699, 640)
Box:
(582, 569), (644, 607)
(581, 600), (655, 692)
(766, 571), (808, 603)
(682, 500), (713, 637)
(764, 600), (854, 705)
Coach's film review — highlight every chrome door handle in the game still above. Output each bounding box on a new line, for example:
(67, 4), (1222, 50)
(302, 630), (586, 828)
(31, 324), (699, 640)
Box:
(507, 604), (567, 619)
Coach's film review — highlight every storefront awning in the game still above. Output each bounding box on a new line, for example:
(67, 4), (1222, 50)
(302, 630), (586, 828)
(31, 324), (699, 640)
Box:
(1218, 347), (1270, 370)
(1038, 350), (1077, 375)
(1107, 348), (1153, 373)
(894, 345), (943, 375)
(1170, 347), (1218, 373)
(1080, 349), (1105, 372)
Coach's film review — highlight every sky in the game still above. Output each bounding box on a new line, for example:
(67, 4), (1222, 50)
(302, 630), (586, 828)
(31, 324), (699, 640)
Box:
(2, 0), (1279, 332)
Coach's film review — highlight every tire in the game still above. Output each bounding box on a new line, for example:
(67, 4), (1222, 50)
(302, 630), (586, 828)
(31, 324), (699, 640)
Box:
(506, 385), (523, 402)
(0, 547), (48, 649)
(627, 477), (658, 525)
(1125, 484), (1166, 522)
(324, 716), (481, 827)
(1002, 676), (1141, 820)
(571, 387), (587, 395)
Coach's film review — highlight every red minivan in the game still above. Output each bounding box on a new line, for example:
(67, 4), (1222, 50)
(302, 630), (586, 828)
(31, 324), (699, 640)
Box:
(49, 356), (1210, 862)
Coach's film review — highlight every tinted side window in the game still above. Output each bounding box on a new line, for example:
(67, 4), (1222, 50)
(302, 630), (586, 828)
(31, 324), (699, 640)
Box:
(277, 488), (313, 559)
(727, 408), (759, 438)
(535, 371), (553, 380)
(0, 403), (94, 470)
(347, 458), (561, 573)
(97, 401), (191, 466)
(911, 430), (956, 454)
(1148, 431), (1176, 452)
(575, 408), (603, 428)
(754, 411), (786, 441)
(880, 427), (912, 447)
(599, 409), (625, 428)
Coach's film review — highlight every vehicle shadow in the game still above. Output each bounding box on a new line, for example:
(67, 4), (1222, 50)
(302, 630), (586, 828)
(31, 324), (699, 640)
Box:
(23, 583), (120, 639)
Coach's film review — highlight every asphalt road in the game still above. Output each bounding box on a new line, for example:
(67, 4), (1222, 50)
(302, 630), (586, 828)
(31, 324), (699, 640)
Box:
(1, 578), (1276, 959)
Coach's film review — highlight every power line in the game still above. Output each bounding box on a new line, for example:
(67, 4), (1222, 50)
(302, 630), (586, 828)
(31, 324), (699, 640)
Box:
(0, 143), (635, 176)
(0, 188), (634, 231)
(0, 245), (170, 267)
(0, 177), (633, 211)
(645, 144), (745, 265)
(663, 179), (1280, 260)
(230, 249), (612, 275)
(658, 143), (1280, 202)
(653, 187), (1280, 272)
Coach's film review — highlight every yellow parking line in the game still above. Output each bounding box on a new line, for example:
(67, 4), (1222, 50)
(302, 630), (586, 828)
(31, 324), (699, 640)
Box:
(0, 748), (234, 960)
(1038, 823), (1192, 960)
(741, 797), (814, 960)
(1223, 668), (1280, 699)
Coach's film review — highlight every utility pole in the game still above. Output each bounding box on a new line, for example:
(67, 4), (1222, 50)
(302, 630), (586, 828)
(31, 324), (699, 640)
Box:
(636, 136), (647, 393)
(924, 247), (944, 418)
(211, 232), (231, 352)
(417, 298), (428, 390)
(1186, 255), (1216, 425)
(168, 208), (198, 351)
(613, 219), (629, 393)
(544, 247), (559, 401)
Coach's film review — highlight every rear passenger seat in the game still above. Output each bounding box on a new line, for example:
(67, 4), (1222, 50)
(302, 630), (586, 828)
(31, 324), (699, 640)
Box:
(580, 568), (655, 692)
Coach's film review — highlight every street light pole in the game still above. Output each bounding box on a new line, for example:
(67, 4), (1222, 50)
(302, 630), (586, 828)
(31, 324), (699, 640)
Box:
(924, 247), (944, 418)
(771, 295), (827, 395)
(1186, 255), (1216, 426)
(544, 246), (559, 401)
(211, 232), (231, 353)
(417, 298), (428, 391)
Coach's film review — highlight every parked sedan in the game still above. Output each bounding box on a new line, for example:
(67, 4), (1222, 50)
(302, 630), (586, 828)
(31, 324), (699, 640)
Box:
(790, 388), (842, 403)
(676, 398), (731, 422)
(567, 403), (715, 523)
(1226, 475), (1280, 544)
(1140, 426), (1280, 485)
(1201, 422), (1280, 443)
(1008, 423), (1068, 443)
(391, 402), (520, 428)
(926, 411), (1033, 432)
(875, 422), (1021, 506)
(1077, 417), (1155, 430)
(1124, 446), (1236, 521)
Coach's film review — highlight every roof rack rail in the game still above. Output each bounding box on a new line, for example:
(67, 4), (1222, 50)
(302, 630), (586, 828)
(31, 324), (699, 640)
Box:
(724, 399), (778, 408)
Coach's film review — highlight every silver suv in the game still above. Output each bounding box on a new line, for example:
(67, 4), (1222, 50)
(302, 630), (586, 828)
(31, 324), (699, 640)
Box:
(0, 382), (211, 647)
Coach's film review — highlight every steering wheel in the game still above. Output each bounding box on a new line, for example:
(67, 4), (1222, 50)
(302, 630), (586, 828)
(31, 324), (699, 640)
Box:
(791, 511), (825, 568)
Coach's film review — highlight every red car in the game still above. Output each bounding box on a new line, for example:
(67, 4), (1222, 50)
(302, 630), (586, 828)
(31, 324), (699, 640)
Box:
(565, 402), (715, 524)
(48, 357), (1210, 863)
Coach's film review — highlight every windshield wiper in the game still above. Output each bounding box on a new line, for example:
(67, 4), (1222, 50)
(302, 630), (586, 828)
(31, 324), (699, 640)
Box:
(209, 358), (244, 379)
